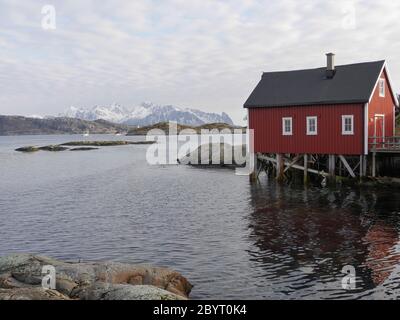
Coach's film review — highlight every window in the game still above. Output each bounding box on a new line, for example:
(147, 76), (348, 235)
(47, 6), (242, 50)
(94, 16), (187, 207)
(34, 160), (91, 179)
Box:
(342, 115), (354, 135)
(306, 116), (317, 135)
(282, 117), (292, 135)
(379, 78), (385, 97)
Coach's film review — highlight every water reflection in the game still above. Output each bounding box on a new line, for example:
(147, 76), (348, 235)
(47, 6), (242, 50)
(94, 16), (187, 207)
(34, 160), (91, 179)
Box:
(247, 176), (400, 298)
(2, 135), (400, 299)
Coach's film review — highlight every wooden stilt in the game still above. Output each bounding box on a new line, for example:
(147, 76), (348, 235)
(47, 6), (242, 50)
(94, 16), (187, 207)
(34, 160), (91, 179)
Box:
(328, 155), (336, 184)
(276, 154), (284, 181)
(362, 155), (367, 177)
(303, 154), (308, 184)
(372, 152), (376, 177)
(249, 152), (257, 181)
(328, 155), (335, 176)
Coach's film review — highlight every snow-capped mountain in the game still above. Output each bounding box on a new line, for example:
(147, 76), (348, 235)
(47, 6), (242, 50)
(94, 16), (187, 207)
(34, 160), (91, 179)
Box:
(61, 102), (234, 126)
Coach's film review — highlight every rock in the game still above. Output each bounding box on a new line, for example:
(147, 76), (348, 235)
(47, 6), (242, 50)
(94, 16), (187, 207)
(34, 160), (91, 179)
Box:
(180, 143), (247, 167)
(15, 145), (69, 152)
(70, 147), (99, 151)
(128, 141), (155, 145)
(38, 145), (69, 151)
(61, 141), (130, 146)
(0, 288), (70, 300)
(15, 146), (39, 152)
(0, 254), (192, 300)
(76, 283), (184, 300)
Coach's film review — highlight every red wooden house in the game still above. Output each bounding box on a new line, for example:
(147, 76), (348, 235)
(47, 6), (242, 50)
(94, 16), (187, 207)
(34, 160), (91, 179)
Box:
(244, 53), (398, 178)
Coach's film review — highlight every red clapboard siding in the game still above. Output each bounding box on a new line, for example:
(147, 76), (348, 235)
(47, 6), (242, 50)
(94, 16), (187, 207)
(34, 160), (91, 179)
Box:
(249, 104), (364, 155)
(368, 68), (396, 147)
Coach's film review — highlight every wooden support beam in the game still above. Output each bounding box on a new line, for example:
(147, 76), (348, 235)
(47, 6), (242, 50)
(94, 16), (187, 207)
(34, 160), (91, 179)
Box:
(258, 155), (277, 163)
(339, 155), (356, 178)
(276, 154), (284, 181)
(353, 161), (360, 172)
(328, 155), (335, 177)
(359, 155), (367, 178)
(372, 152), (376, 177)
(288, 164), (329, 176)
(363, 156), (367, 176)
(257, 154), (329, 177)
(304, 154), (308, 184)
(256, 155), (264, 179)
(249, 152), (258, 181)
(284, 155), (302, 173)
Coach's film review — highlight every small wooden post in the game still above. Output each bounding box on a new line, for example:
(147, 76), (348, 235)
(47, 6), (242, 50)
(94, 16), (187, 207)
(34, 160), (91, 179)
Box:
(249, 152), (258, 182)
(328, 155), (335, 176)
(303, 154), (308, 184)
(362, 155), (367, 177)
(276, 154), (284, 181)
(328, 155), (335, 184)
(359, 155), (367, 178)
(372, 152), (376, 177)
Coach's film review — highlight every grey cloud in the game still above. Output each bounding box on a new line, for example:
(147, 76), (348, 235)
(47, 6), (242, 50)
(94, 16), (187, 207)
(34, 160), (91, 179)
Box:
(0, 0), (399, 123)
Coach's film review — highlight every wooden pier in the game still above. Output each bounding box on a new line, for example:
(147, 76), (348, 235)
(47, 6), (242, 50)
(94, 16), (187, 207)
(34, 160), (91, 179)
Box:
(369, 136), (400, 178)
(254, 136), (400, 183)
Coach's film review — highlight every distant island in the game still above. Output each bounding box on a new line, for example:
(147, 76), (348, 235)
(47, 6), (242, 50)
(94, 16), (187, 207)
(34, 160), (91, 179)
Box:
(0, 115), (244, 136)
(0, 115), (128, 136)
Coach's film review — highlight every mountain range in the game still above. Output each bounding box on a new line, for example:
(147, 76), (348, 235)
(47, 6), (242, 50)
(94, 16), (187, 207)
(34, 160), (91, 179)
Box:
(61, 102), (233, 126)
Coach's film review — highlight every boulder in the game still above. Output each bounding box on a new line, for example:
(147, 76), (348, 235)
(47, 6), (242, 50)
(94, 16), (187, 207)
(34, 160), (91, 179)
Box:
(76, 283), (184, 300)
(180, 143), (247, 167)
(70, 147), (99, 151)
(61, 141), (130, 146)
(0, 254), (192, 300)
(0, 288), (70, 300)
(15, 146), (39, 152)
(38, 145), (69, 151)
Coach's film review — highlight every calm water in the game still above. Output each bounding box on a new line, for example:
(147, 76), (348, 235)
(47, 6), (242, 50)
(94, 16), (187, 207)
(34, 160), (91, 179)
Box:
(1, 134), (400, 299)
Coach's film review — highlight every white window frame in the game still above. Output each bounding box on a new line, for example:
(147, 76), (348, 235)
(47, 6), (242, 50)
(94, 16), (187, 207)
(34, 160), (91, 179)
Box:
(306, 116), (318, 135)
(379, 78), (385, 97)
(342, 115), (354, 135)
(282, 117), (293, 136)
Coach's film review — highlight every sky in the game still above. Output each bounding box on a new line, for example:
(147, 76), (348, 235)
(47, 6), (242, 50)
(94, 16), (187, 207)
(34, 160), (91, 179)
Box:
(0, 0), (400, 124)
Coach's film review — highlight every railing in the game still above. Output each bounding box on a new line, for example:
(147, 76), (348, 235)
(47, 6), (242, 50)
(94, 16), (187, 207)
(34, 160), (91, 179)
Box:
(369, 136), (400, 152)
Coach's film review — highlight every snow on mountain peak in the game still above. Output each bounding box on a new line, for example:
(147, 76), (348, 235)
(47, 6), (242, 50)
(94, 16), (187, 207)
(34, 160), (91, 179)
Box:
(61, 103), (234, 126)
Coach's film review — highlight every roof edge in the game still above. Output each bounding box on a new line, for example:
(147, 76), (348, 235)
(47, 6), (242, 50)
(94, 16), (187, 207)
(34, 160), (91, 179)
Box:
(244, 100), (368, 108)
(261, 60), (386, 76)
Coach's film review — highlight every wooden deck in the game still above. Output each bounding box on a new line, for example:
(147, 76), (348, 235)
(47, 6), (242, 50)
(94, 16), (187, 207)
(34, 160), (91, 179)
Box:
(369, 136), (400, 153)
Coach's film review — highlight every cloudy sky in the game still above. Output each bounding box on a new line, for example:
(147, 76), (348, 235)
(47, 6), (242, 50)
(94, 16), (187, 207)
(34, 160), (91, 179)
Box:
(1, 0), (400, 124)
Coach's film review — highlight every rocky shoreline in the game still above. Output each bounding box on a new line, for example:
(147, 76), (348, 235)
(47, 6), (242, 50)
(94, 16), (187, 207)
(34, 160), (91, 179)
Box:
(0, 254), (192, 300)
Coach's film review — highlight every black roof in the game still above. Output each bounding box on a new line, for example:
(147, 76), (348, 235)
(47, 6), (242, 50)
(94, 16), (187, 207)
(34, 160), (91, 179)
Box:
(244, 60), (385, 108)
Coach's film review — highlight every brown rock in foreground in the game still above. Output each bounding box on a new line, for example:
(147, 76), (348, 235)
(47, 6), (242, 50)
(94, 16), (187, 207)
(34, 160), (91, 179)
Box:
(0, 254), (192, 300)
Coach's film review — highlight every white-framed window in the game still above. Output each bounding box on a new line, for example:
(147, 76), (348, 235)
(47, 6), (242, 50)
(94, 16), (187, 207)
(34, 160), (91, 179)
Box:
(306, 116), (317, 135)
(379, 78), (385, 97)
(282, 117), (293, 135)
(342, 115), (354, 135)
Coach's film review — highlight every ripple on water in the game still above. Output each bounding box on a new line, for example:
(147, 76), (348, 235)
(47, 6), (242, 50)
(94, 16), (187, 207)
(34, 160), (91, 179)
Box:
(1, 135), (400, 299)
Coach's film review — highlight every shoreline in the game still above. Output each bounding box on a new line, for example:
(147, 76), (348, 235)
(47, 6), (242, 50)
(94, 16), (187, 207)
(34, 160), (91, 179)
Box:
(0, 254), (193, 300)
